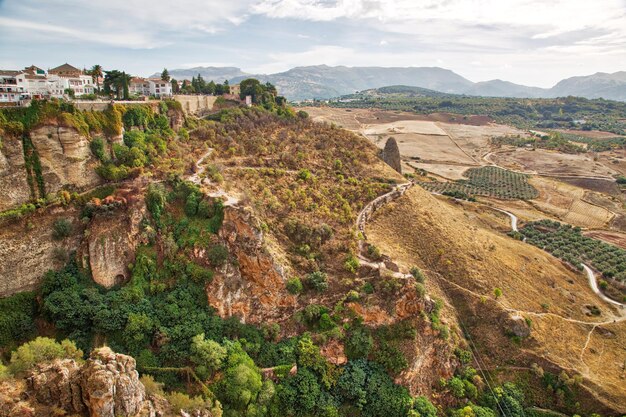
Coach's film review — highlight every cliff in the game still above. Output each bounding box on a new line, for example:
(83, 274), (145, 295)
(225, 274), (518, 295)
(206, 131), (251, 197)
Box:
(29, 125), (102, 196)
(0, 136), (31, 211)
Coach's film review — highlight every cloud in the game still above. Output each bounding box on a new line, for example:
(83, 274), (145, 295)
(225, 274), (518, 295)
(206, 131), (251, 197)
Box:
(0, 0), (256, 48)
(0, 17), (159, 49)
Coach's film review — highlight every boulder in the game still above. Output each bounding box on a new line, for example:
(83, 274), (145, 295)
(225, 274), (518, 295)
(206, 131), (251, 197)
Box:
(27, 359), (84, 414)
(505, 315), (531, 338)
(382, 137), (402, 173)
(80, 347), (145, 417)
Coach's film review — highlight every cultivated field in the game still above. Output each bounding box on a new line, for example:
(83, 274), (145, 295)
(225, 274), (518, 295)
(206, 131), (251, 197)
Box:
(419, 166), (538, 200)
(490, 148), (620, 178)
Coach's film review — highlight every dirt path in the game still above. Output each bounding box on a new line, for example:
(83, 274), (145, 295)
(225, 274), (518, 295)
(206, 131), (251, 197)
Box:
(356, 181), (414, 279)
(187, 148), (239, 206)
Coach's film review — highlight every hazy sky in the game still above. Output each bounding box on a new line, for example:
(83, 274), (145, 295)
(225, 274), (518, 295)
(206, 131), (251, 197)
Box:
(0, 0), (624, 87)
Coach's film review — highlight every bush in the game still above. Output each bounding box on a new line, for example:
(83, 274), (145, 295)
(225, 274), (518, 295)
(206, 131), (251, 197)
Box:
(9, 337), (83, 375)
(345, 327), (373, 360)
(298, 169), (312, 181)
(448, 376), (466, 398)
(90, 137), (108, 162)
(207, 244), (229, 266)
(410, 267), (425, 283)
(362, 282), (374, 294)
(52, 218), (72, 240)
(0, 292), (36, 347)
(344, 254), (360, 274)
(306, 271), (328, 292)
(286, 277), (303, 294)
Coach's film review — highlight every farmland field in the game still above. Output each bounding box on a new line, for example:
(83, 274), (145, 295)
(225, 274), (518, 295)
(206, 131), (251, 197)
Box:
(418, 166), (538, 200)
(517, 220), (626, 289)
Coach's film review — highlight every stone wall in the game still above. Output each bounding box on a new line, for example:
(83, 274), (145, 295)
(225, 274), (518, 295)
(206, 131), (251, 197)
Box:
(173, 95), (217, 116)
(0, 136), (31, 211)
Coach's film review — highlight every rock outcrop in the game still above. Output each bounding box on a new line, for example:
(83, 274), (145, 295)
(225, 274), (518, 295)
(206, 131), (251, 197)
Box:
(0, 136), (31, 211)
(29, 125), (102, 196)
(80, 347), (145, 417)
(82, 188), (146, 288)
(25, 347), (145, 417)
(205, 205), (296, 323)
(382, 137), (402, 173)
(0, 206), (82, 296)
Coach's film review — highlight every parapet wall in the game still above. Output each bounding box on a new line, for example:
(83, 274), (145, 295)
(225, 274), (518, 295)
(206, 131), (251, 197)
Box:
(173, 95), (217, 116)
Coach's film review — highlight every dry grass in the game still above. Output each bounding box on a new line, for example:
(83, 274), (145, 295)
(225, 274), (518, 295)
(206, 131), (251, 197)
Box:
(529, 177), (613, 228)
(364, 186), (626, 411)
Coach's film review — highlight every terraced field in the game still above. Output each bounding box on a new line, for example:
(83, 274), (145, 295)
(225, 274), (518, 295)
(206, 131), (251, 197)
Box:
(418, 166), (539, 200)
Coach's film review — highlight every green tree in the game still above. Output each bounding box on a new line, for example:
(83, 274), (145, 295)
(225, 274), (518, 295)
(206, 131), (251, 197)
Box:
(190, 333), (227, 378)
(90, 64), (103, 92)
(161, 68), (171, 82)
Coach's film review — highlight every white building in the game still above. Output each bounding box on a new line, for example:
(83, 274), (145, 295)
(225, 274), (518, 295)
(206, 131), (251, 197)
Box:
(47, 63), (95, 98)
(147, 79), (172, 98)
(0, 70), (26, 104)
(130, 77), (151, 96)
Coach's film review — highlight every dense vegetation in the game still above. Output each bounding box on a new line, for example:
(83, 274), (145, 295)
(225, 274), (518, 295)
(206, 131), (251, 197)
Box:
(419, 166), (538, 200)
(203, 107), (394, 279)
(320, 94), (626, 134)
(515, 220), (626, 298)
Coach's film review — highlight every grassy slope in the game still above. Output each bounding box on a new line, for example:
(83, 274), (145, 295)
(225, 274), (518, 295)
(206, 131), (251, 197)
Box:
(365, 186), (626, 414)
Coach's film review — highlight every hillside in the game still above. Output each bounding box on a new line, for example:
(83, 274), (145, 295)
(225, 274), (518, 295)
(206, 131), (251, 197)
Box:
(150, 66), (249, 82)
(0, 100), (624, 417)
(366, 186), (626, 413)
(160, 65), (626, 101)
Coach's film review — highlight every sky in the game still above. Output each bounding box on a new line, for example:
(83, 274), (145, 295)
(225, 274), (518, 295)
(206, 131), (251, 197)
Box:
(0, 0), (625, 87)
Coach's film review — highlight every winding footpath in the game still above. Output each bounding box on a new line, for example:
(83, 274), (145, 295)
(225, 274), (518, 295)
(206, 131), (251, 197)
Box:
(188, 148), (239, 206)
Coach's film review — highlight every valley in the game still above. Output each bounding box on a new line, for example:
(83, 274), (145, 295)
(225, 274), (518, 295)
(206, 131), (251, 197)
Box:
(1, 97), (625, 417)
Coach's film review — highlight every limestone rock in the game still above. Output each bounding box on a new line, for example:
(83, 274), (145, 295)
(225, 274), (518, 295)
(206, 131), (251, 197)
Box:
(24, 347), (146, 417)
(26, 359), (84, 414)
(80, 347), (145, 417)
(0, 137), (31, 211)
(84, 190), (145, 288)
(205, 205), (296, 323)
(382, 137), (402, 173)
(29, 125), (102, 196)
(0, 207), (82, 296)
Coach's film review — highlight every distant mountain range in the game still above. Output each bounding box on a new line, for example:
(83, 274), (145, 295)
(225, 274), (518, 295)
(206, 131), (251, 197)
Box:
(155, 65), (626, 102)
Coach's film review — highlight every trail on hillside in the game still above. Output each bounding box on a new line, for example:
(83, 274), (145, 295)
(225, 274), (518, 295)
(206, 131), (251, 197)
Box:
(188, 148), (239, 206)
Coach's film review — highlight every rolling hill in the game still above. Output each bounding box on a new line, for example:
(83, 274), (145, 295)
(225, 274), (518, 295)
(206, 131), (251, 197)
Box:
(156, 65), (626, 101)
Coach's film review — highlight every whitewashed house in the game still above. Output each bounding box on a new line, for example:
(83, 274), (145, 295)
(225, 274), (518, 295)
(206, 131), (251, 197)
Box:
(147, 79), (172, 97)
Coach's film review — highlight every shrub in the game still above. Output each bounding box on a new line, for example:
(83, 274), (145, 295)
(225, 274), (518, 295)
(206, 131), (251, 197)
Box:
(90, 137), (108, 162)
(362, 282), (374, 294)
(344, 254), (360, 274)
(186, 263), (214, 284)
(448, 376), (466, 398)
(207, 244), (229, 266)
(298, 169), (312, 181)
(493, 287), (503, 299)
(286, 277), (303, 294)
(0, 362), (9, 381)
(366, 244), (382, 261)
(410, 267), (425, 283)
(52, 218), (72, 240)
(345, 327), (373, 360)
(9, 337), (83, 375)
(415, 283), (425, 298)
(306, 271), (328, 292)
(0, 292), (36, 347)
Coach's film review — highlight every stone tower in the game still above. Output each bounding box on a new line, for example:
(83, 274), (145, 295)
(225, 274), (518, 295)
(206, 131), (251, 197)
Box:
(382, 137), (402, 174)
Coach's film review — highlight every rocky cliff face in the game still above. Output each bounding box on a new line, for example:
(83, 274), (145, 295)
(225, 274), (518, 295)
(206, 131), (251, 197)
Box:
(205, 206), (296, 323)
(24, 347), (145, 417)
(0, 206), (82, 296)
(29, 125), (102, 196)
(382, 137), (402, 174)
(81, 189), (146, 288)
(0, 136), (31, 211)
